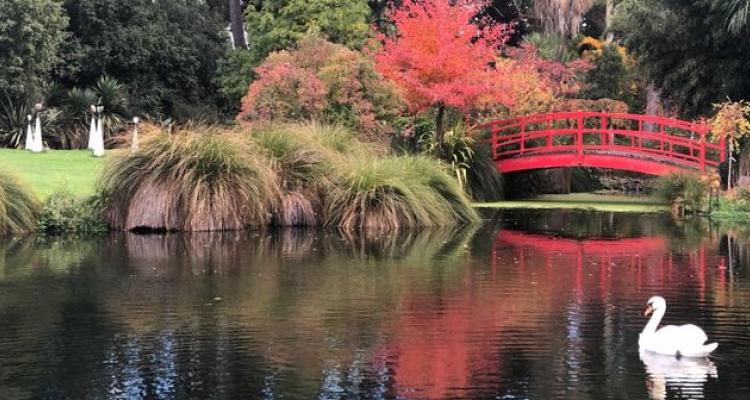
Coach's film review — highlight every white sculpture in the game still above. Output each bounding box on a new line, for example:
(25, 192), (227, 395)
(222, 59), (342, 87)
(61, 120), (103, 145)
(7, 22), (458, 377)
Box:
(31, 111), (43, 153)
(88, 105), (96, 150)
(24, 115), (33, 151)
(92, 105), (105, 157)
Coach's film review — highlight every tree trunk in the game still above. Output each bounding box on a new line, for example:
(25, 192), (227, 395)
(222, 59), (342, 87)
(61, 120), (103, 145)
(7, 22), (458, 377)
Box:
(644, 83), (661, 131)
(229, 0), (247, 49)
(729, 139), (734, 190)
(605, 0), (615, 30)
(435, 104), (446, 148)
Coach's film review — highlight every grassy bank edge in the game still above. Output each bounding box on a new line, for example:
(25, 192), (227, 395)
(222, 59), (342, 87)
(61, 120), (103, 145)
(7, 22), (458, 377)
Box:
(473, 192), (670, 213)
(473, 201), (670, 213)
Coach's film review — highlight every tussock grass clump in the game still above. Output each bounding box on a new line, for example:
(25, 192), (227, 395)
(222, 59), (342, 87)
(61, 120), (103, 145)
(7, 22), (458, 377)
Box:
(253, 122), (364, 226)
(0, 168), (39, 236)
(325, 155), (479, 233)
(99, 127), (279, 231)
(98, 122), (479, 232)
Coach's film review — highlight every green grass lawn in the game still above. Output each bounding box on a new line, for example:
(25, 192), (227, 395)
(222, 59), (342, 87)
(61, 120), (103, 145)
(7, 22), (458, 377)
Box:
(474, 193), (670, 213)
(0, 149), (106, 199)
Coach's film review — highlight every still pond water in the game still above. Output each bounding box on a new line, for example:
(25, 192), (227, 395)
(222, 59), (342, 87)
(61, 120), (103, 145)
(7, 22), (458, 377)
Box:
(1, 210), (749, 399)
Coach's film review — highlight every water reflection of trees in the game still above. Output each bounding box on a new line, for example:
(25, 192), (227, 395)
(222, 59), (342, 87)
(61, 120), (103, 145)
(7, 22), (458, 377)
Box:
(2, 218), (749, 399)
(1, 227), (483, 399)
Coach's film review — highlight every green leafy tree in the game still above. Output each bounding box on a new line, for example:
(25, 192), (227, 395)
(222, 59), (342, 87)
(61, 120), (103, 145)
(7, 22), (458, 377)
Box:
(216, 50), (258, 112)
(59, 0), (228, 117)
(244, 0), (372, 63)
(0, 0), (67, 146)
(582, 43), (645, 112)
(0, 0), (68, 96)
(613, 0), (750, 118)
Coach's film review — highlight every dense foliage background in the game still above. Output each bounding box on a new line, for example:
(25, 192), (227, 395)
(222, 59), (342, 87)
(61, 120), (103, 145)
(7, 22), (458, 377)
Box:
(3, 0), (750, 196)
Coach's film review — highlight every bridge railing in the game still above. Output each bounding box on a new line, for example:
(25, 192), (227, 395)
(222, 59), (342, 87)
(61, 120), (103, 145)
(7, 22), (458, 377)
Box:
(477, 112), (726, 172)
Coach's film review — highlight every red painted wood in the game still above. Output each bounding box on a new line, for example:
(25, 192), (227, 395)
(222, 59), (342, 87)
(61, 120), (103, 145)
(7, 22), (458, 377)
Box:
(477, 112), (726, 176)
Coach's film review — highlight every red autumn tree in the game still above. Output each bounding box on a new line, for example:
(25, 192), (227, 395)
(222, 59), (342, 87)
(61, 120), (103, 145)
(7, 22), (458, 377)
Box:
(374, 0), (517, 144)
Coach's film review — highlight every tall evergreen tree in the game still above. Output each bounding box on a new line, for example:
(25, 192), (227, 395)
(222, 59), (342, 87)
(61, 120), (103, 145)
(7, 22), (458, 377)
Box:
(613, 0), (750, 118)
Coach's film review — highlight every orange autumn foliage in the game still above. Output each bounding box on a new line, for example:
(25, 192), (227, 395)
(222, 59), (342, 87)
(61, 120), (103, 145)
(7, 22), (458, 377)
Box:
(374, 0), (522, 115)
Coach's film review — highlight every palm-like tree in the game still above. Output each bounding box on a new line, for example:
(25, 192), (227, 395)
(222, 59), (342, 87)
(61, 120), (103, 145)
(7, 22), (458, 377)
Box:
(720, 0), (750, 33)
(532, 0), (593, 38)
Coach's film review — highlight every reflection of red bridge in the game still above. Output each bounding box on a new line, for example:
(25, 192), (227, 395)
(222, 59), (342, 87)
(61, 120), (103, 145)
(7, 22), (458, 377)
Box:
(478, 112), (726, 175)
(495, 230), (667, 255)
(491, 229), (727, 300)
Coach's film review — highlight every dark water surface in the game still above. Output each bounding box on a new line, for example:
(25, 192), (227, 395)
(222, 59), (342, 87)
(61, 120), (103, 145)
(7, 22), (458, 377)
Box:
(1, 210), (749, 399)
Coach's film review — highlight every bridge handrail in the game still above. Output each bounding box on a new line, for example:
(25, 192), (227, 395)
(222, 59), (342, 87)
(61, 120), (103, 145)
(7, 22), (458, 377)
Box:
(475, 111), (726, 173)
(477, 112), (709, 132)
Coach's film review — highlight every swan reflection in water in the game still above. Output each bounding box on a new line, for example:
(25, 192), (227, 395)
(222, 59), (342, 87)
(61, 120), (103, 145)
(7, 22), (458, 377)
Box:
(640, 350), (717, 400)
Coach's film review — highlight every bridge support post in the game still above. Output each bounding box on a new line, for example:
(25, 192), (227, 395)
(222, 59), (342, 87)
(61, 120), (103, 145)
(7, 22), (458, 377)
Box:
(491, 126), (498, 160)
(601, 116), (607, 146)
(577, 116), (584, 162)
(700, 131), (706, 172)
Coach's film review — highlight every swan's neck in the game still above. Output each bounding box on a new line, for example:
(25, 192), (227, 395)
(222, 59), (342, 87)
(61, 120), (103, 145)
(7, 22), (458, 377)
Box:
(642, 307), (665, 335)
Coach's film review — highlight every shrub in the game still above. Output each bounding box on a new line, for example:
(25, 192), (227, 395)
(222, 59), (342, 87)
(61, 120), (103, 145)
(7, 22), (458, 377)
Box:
(98, 126), (280, 231)
(238, 34), (402, 135)
(0, 168), (39, 235)
(419, 120), (475, 190)
(726, 186), (750, 212)
(581, 42), (646, 113)
(37, 190), (107, 234)
(656, 172), (709, 212)
(325, 155), (478, 232)
(466, 143), (504, 201)
(217, 49), (259, 112)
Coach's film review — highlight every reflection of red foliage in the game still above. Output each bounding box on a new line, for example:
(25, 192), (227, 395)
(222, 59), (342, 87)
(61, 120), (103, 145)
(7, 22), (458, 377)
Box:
(383, 229), (727, 398)
(390, 297), (473, 399)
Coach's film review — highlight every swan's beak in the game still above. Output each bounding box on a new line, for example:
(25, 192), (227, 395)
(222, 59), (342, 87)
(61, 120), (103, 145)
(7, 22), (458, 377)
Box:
(644, 305), (653, 316)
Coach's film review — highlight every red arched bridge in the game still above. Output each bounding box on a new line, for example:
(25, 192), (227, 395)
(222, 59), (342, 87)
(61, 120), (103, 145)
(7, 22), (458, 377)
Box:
(478, 112), (726, 175)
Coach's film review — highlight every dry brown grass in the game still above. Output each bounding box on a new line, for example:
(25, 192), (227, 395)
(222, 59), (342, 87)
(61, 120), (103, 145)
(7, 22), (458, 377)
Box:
(99, 126), (279, 231)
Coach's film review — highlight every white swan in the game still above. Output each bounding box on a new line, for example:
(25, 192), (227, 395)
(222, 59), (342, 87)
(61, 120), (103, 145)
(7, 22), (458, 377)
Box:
(639, 296), (718, 357)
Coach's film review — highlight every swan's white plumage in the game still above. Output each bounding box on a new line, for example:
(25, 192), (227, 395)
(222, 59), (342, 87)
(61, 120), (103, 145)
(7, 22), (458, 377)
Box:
(639, 296), (717, 357)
